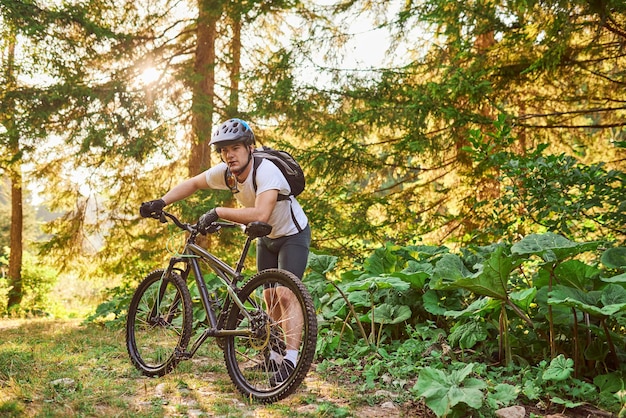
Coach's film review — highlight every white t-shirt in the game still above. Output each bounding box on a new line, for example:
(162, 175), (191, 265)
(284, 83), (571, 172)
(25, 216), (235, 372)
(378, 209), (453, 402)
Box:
(204, 159), (308, 239)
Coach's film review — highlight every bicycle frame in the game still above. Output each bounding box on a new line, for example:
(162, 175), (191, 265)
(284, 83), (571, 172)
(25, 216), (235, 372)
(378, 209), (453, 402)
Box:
(128, 210), (317, 402)
(159, 216), (267, 360)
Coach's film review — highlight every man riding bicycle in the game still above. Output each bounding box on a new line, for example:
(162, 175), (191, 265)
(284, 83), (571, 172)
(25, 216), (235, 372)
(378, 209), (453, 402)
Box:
(140, 118), (311, 384)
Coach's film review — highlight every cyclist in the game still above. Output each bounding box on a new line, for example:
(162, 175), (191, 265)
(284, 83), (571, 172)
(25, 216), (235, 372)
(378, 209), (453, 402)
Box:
(140, 118), (310, 385)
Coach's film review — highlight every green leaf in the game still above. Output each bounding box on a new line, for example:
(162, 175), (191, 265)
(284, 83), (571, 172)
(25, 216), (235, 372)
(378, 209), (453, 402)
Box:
(413, 364), (485, 417)
(414, 368), (451, 418)
(444, 297), (498, 319)
(550, 396), (584, 408)
(584, 338), (610, 362)
(511, 233), (602, 262)
(346, 290), (370, 307)
(522, 380), (542, 400)
(554, 260), (600, 290)
(602, 272), (626, 283)
(422, 290), (448, 315)
(509, 287), (537, 311)
(414, 367), (448, 397)
(601, 283), (626, 306)
(430, 253), (473, 286)
(450, 363), (476, 383)
(450, 378), (485, 409)
(346, 275), (411, 292)
(593, 372), (626, 393)
(320, 295), (347, 319)
(548, 284), (626, 318)
(392, 270), (430, 289)
(542, 355), (573, 381)
(363, 244), (402, 275)
(601, 247), (626, 269)
(424, 392), (451, 418)
(431, 246), (514, 300)
(488, 383), (520, 408)
(359, 303), (412, 324)
(449, 321), (489, 349)
(307, 253), (338, 275)
(401, 245), (449, 261)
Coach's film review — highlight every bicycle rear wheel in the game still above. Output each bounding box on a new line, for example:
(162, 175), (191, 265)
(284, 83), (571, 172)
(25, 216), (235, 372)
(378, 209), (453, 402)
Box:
(126, 269), (193, 376)
(223, 269), (317, 403)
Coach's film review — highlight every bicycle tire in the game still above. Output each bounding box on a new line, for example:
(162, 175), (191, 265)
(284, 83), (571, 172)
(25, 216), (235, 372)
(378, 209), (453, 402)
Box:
(126, 269), (193, 376)
(223, 269), (317, 402)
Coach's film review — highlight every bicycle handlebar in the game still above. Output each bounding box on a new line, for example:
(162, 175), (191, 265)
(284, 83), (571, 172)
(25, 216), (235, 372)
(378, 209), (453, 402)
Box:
(156, 211), (239, 235)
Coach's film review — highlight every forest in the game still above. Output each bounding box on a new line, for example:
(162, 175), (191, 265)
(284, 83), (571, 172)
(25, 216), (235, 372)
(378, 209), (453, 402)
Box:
(1, 0), (625, 416)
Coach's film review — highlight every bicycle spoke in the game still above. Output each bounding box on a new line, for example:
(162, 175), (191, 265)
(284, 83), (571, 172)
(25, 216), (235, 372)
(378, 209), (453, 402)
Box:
(223, 269), (317, 402)
(126, 271), (192, 376)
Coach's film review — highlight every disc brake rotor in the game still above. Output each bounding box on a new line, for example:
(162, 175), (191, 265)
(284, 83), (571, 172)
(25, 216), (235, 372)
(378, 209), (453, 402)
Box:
(249, 310), (271, 350)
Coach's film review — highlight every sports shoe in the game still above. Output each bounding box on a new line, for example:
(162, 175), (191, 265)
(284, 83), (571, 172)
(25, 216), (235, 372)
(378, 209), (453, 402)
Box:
(246, 357), (280, 373)
(269, 359), (295, 386)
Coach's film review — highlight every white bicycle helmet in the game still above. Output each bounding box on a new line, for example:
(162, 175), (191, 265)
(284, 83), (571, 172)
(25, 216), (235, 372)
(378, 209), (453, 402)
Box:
(209, 118), (255, 149)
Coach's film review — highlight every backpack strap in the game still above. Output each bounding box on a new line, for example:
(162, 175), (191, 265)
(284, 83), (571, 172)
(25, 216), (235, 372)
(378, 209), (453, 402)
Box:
(223, 156), (304, 234)
(288, 197), (304, 232)
(253, 155), (290, 201)
(252, 155), (261, 193)
(254, 156), (303, 232)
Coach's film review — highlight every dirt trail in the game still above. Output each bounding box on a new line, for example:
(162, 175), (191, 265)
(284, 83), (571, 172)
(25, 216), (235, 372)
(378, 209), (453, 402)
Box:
(130, 363), (417, 417)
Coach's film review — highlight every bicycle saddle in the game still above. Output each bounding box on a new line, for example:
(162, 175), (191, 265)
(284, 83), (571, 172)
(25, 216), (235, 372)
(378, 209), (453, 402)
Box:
(245, 221), (273, 238)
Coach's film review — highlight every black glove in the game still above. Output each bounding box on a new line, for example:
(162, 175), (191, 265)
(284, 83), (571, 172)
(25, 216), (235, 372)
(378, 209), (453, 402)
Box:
(140, 199), (166, 218)
(197, 208), (219, 233)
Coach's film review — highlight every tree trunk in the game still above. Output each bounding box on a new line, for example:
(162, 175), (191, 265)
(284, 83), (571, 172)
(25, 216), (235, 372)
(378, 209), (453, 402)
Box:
(189, 1), (219, 177)
(227, 13), (241, 116)
(6, 165), (23, 312)
(4, 33), (24, 312)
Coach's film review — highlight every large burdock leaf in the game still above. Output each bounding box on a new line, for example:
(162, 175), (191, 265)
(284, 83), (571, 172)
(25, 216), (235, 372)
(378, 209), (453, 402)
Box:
(542, 355), (574, 381)
(444, 297), (498, 318)
(347, 290), (370, 307)
(363, 244), (401, 275)
(422, 290), (450, 315)
(393, 261), (432, 289)
(553, 260), (600, 290)
(431, 246), (514, 300)
(602, 272), (626, 283)
(346, 275), (410, 292)
(307, 253), (337, 276)
(413, 364), (486, 417)
(509, 287), (537, 311)
(602, 283), (626, 306)
(359, 303), (412, 324)
(511, 232), (602, 262)
(414, 368), (452, 417)
(449, 321), (489, 349)
(601, 247), (626, 269)
(548, 284), (626, 317)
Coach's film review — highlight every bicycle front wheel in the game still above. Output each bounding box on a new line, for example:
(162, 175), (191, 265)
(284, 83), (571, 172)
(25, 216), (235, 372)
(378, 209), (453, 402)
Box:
(223, 269), (318, 403)
(126, 269), (193, 376)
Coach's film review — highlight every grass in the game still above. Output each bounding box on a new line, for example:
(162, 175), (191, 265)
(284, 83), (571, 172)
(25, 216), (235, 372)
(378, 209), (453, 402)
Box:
(0, 318), (396, 417)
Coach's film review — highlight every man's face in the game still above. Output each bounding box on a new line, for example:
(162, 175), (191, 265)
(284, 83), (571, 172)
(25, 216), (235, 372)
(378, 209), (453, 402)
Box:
(220, 142), (251, 173)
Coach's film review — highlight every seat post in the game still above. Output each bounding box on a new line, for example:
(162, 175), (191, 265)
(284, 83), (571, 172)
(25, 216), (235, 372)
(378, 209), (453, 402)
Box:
(235, 236), (254, 274)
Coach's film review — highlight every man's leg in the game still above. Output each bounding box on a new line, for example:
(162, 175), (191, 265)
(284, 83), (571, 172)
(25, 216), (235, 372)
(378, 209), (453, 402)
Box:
(257, 227), (311, 382)
(272, 226), (310, 380)
(263, 286), (304, 353)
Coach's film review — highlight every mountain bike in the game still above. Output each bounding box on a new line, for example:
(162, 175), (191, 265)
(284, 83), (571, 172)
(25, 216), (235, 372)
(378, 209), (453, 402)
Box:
(126, 210), (317, 403)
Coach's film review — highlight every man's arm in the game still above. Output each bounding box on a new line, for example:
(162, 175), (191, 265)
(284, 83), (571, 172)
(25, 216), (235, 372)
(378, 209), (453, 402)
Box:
(215, 189), (278, 224)
(162, 172), (209, 205)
